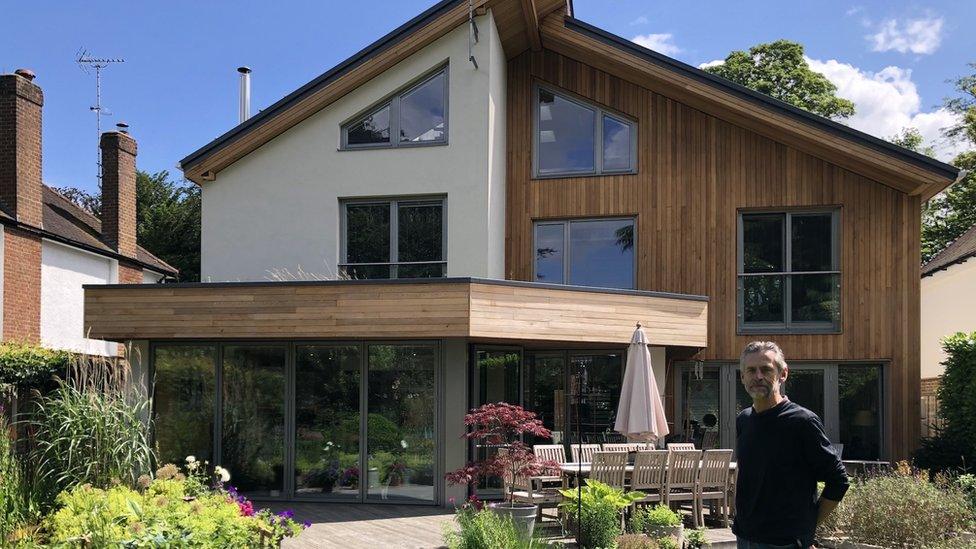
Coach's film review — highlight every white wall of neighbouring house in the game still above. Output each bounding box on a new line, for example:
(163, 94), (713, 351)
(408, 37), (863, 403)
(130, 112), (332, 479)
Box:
(143, 270), (164, 283)
(40, 239), (117, 356)
(200, 11), (506, 282)
(920, 258), (976, 379)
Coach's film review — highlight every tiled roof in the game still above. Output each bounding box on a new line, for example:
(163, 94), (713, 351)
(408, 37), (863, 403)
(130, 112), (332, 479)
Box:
(922, 221), (976, 277)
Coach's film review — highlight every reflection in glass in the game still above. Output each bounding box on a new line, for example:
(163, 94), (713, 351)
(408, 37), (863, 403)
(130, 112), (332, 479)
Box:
(222, 346), (286, 497)
(475, 350), (521, 497)
(743, 215), (784, 273)
(524, 354), (566, 446)
(153, 345), (216, 465)
(784, 369), (825, 421)
(367, 344), (436, 503)
(791, 214), (833, 272)
(792, 273), (838, 323)
(399, 72), (446, 143)
(397, 202), (443, 276)
(538, 90), (595, 174)
(535, 224), (565, 283)
(294, 345), (361, 500)
(681, 367), (720, 449)
(347, 104), (391, 145)
(568, 219), (634, 289)
(742, 275), (784, 323)
(568, 354), (622, 444)
(603, 115), (632, 171)
(839, 365), (881, 460)
(346, 204), (390, 265)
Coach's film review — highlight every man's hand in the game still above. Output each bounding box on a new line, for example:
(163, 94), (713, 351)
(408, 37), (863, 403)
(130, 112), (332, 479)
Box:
(815, 496), (840, 527)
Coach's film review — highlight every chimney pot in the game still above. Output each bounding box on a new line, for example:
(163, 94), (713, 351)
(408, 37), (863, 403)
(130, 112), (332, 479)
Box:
(14, 68), (35, 81)
(116, 121), (129, 133)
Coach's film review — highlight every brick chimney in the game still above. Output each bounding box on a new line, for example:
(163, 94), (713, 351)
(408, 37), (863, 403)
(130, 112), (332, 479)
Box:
(100, 124), (137, 258)
(0, 69), (44, 227)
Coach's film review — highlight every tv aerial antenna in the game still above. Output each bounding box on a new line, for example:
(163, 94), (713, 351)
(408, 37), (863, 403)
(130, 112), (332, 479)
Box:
(76, 48), (124, 187)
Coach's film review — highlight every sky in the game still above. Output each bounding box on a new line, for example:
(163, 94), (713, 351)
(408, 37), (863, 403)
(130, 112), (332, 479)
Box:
(1, 0), (972, 194)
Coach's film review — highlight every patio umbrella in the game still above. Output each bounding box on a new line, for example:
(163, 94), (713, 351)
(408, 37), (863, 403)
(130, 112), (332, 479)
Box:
(614, 323), (670, 445)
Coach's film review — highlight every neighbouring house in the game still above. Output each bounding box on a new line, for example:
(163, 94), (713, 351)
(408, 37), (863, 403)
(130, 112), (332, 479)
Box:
(0, 69), (176, 357)
(82, 0), (958, 507)
(919, 221), (976, 436)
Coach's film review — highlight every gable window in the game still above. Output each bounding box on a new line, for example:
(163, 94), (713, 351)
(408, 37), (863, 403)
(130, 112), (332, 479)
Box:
(533, 85), (637, 177)
(341, 198), (446, 279)
(737, 210), (840, 333)
(341, 66), (448, 149)
(534, 218), (635, 289)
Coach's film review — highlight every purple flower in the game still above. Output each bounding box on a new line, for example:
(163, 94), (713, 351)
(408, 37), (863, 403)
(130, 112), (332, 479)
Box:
(278, 509), (295, 519)
(302, 520), (312, 529)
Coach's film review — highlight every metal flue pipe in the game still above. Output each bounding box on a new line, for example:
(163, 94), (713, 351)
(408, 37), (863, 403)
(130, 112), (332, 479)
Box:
(237, 66), (251, 124)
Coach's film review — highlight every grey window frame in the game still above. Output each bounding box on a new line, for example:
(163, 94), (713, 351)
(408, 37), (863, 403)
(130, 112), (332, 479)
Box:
(532, 84), (638, 178)
(532, 217), (637, 289)
(736, 208), (841, 334)
(340, 196), (448, 279)
(340, 64), (449, 150)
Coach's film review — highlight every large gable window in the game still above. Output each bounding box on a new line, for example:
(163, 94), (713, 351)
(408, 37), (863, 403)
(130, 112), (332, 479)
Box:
(534, 218), (635, 289)
(341, 67), (448, 149)
(534, 86), (637, 177)
(341, 198), (446, 279)
(737, 210), (840, 333)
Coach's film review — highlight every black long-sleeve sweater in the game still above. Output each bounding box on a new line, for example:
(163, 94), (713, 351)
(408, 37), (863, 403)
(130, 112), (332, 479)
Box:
(733, 398), (850, 546)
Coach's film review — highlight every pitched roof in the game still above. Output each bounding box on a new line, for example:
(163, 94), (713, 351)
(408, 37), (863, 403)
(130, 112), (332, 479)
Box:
(922, 222), (976, 277)
(39, 186), (178, 276)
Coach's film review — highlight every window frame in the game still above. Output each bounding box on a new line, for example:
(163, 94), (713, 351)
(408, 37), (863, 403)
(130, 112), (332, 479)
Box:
(339, 195), (448, 279)
(532, 216), (637, 289)
(736, 208), (842, 334)
(532, 84), (638, 179)
(340, 64), (449, 150)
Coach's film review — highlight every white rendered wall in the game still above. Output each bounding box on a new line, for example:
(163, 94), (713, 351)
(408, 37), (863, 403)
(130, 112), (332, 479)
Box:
(920, 258), (976, 378)
(201, 12), (506, 282)
(143, 270), (164, 283)
(40, 240), (117, 356)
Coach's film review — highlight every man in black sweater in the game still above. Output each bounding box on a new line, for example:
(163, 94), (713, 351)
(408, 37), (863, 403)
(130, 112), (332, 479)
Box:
(733, 341), (849, 549)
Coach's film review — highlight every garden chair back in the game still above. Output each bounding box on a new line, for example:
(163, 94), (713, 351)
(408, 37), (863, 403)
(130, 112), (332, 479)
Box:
(701, 430), (718, 450)
(533, 444), (568, 464)
(664, 449), (703, 526)
(570, 443), (601, 463)
(589, 451), (628, 490)
(667, 442), (696, 452)
(630, 450), (668, 505)
(697, 449), (733, 526)
(602, 443), (644, 452)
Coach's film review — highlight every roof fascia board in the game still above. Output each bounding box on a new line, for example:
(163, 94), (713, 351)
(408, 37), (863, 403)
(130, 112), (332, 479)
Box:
(520, 0), (542, 51)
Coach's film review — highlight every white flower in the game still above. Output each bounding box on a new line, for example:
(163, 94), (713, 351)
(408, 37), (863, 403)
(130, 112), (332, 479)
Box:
(185, 455), (196, 464)
(400, 440), (408, 449)
(214, 466), (231, 483)
(187, 461), (199, 471)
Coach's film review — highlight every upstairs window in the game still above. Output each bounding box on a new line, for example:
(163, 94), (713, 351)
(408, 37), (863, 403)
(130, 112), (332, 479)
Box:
(341, 67), (448, 149)
(534, 218), (635, 289)
(534, 86), (637, 177)
(737, 210), (841, 333)
(341, 198), (446, 279)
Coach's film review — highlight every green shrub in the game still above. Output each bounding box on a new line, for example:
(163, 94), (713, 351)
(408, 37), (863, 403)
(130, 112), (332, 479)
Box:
(958, 474), (976, 513)
(560, 479), (645, 548)
(443, 507), (542, 549)
(630, 504), (681, 533)
(0, 343), (69, 391)
(916, 331), (976, 473)
(30, 382), (155, 507)
(0, 407), (39, 544)
(685, 527), (708, 549)
(656, 537), (679, 549)
(818, 462), (975, 548)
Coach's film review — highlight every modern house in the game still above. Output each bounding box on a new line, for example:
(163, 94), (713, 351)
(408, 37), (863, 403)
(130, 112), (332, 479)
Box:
(0, 70), (176, 357)
(82, 0), (958, 507)
(919, 221), (976, 434)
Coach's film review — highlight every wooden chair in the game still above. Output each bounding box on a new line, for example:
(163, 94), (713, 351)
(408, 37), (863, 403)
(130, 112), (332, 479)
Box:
(697, 449), (733, 527)
(664, 449), (702, 527)
(701, 431), (718, 450)
(667, 442), (696, 452)
(501, 449), (563, 521)
(602, 443), (643, 452)
(589, 451), (628, 490)
(630, 450), (669, 507)
(534, 444), (568, 464)
(570, 443), (601, 463)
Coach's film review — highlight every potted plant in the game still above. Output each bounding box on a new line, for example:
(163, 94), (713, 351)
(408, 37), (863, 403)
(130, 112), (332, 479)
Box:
(304, 461), (340, 493)
(559, 479), (645, 548)
(631, 504), (684, 547)
(340, 466), (360, 490)
(445, 402), (558, 542)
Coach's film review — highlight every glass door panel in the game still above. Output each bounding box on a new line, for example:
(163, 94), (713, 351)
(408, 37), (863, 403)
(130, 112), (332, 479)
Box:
(568, 353), (623, 444)
(294, 345), (361, 500)
(474, 349), (521, 498)
(152, 345), (217, 465)
(524, 353), (566, 446)
(366, 344), (436, 503)
(222, 345), (286, 498)
(838, 365), (882, 460)
(784, 368), (825, 421)
(680, 366), (721, 448)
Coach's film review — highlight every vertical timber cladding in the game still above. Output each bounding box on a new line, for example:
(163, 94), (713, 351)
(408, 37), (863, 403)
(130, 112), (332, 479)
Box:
(505, 49), (922, 458)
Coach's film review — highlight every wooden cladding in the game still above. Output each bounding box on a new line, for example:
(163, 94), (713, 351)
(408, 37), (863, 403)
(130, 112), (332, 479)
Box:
(505, 49), (921, 457)
(84, 279), (707, 347)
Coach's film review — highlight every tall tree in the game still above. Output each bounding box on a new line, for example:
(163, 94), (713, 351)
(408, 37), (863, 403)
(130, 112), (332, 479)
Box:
(53, 170), (201, 281)
(704, 40), (855, 120)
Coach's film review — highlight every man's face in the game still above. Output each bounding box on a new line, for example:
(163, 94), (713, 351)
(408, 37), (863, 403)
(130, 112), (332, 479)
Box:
(740, 350), (787, 400)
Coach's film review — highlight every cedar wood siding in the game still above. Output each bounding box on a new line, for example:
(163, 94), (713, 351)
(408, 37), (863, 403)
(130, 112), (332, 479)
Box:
(505, 49), (921, 459)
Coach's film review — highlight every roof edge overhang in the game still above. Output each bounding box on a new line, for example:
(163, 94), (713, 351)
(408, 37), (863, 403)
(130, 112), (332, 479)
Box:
(550, 16), (959, 199)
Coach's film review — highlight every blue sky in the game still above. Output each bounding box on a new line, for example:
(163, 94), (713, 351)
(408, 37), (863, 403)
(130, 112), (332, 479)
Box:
(1, 0), (972, 194)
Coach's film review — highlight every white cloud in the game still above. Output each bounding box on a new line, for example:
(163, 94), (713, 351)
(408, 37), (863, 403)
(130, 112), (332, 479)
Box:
(806, 57), (966, 160)
(698, 59), (725, 70)
(631, 33), (681, 57)
(868, 16), (944, 54)
(845, 6), (864, 17)
(629, 15), (649, 26)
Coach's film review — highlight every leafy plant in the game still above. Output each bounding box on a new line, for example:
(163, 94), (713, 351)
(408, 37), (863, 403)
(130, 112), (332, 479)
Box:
(443, 506), (544, 549)
(1, 406), (39, 544)
(916, 331), (976, 473)
(559, 479), (646, 513)
(560, 480), (645, 548)
(0, 343), (69, 391)
(445, 403), (557, 505)
(656, 537), (679, 549)
(616, 534), (659, 549)
(957, 474), (976, 514)
(630, 504), (681, 532)
(685, 527), (709, 548)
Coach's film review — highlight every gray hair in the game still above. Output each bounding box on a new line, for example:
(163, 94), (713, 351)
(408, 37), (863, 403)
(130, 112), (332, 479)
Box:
(739, 341), (788, 373)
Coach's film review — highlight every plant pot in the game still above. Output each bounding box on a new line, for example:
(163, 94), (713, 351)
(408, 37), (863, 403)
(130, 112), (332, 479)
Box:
(321, 480), (335, 493)
(646, 523), (683, 546)
(488, 501), (537, 542)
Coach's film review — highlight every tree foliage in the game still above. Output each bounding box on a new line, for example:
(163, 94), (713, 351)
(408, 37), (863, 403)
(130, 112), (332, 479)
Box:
(915, 332), (976, 473)
(704, 40), (855, 119)
(53, 170), (201, 281)
(943, 62), (976, 144)
(921, 152), (976, 263)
